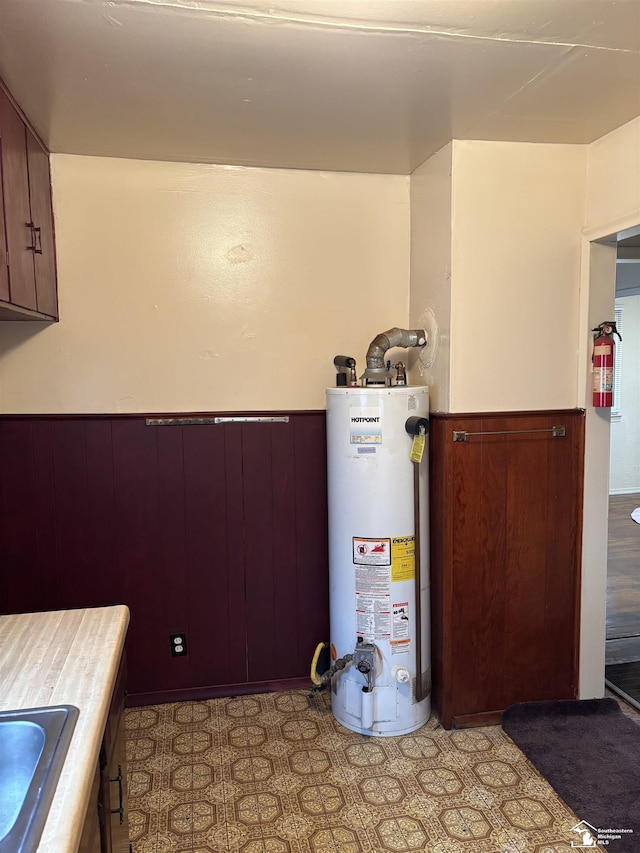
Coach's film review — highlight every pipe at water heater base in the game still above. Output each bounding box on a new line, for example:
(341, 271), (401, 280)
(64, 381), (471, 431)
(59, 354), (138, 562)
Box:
(361, 690), (374, 730)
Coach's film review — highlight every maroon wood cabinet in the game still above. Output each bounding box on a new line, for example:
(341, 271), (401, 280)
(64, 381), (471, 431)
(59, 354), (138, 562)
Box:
(99, 653), (129, 853)
(0, 83), (58, 320)
(0, 413), (329, 704)
(429, 409), (585, 729)
(0, 137), (9, 304)
(26, 129), (58, 317)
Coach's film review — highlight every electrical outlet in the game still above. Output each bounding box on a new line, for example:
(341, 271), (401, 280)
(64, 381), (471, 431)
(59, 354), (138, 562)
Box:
(170, 632), (188, 657)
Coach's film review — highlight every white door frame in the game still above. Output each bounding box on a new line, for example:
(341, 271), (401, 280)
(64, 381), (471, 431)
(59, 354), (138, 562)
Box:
(578, 215), (640, 698)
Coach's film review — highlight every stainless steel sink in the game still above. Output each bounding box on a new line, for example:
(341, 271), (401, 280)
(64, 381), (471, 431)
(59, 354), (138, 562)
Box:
(0, 705), (79, 852)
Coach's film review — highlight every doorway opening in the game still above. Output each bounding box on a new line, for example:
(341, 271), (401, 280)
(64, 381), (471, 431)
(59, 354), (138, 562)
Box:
(604, 231), (640, 709)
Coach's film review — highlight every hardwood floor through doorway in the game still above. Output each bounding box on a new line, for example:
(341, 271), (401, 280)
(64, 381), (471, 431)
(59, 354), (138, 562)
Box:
(606, 492), (640, 665)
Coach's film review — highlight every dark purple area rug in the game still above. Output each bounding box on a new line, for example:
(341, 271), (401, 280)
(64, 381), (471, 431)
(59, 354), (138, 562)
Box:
(502, 698), (640, 852)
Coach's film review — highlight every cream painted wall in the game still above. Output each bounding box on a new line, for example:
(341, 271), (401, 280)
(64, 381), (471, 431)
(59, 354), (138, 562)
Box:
(409, 144), (452, 411)
(0, 156), (409, 413)
(587, 116), (640, 231)
(409, 140), (588, 413)
(449, 140), (587, 413)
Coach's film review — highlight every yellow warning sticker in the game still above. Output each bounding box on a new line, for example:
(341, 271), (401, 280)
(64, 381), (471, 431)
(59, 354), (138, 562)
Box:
(410, 434), (425, 463)
(391, 536), (415, 581)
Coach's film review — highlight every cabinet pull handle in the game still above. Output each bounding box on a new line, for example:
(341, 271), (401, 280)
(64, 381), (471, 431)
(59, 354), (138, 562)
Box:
(146, 416), (290, 426)
(25, 222), (43, 254)
(452, 425), (566, 442)
(109, 764), (125, 824)
(26, 221), (36, 251)
(214, 416), (290, 424)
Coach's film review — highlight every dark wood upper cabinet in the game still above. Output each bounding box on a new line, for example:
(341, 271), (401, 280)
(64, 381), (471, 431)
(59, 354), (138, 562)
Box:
(0, 139), (9, 304)
(0, 84), (58, 321)
(429, 409), (585, 729)
(26, 128), (58, 318)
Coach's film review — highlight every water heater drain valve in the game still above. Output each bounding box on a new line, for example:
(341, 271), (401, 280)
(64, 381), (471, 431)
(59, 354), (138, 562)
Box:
(392, 665), (411, 684)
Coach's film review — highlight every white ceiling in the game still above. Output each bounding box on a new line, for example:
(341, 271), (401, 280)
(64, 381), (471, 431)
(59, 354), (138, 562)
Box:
(0, 0), (639, 174)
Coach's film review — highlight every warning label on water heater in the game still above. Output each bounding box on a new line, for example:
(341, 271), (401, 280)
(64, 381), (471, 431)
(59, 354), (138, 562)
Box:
(349, 407), (382, 445)
(353, 537), (391, 566)
(354, 542), (391, 638)
(356, 593), (391, 638)
(391, 602), (411, 654)
(392, 602), (410, 639)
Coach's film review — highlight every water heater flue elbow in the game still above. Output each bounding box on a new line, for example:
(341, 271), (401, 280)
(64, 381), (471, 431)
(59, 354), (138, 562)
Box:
(363, 328), (427, 385)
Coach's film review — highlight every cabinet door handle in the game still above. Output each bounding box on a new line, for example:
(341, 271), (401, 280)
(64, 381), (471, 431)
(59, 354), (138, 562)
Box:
(26, 222), (43, 254)
(109, 764), (125, 824)
(26, 221), (36, 251)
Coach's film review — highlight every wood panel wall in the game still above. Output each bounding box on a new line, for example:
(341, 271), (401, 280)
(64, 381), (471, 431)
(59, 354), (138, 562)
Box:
(0, 412), (329, 704)
(429, 409), (585, 729)
(1, 407), (586, 719)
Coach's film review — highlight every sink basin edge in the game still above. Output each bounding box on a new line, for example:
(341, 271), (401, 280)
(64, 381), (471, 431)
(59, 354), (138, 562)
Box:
(0, 705), (80, 853)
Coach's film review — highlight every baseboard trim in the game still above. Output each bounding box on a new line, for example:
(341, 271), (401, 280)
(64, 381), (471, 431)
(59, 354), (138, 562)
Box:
(126, 676), (313, 707)
(451, 710), (504, 729)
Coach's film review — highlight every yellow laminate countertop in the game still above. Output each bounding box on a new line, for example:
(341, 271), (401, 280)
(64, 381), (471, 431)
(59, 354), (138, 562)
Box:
(0, 605), (130, 852)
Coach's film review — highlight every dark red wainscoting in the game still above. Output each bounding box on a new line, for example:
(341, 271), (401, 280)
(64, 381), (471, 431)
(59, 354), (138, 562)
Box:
(0, 412), (329, 704)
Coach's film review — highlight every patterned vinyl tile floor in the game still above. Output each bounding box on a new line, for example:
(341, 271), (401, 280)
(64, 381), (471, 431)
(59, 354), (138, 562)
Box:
(125, 689), (604, 853)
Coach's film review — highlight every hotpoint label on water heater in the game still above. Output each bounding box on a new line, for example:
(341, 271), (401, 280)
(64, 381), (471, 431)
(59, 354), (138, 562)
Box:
(391, 536), (415, 582)
(349, 407), (382, 445)
(353, 537), (391, 566)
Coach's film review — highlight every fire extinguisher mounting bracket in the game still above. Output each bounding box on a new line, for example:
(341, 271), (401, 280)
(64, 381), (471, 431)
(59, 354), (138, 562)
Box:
(592, 321), (621, 341)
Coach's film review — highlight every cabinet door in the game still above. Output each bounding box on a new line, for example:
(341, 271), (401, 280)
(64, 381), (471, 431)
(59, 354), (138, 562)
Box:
(0, 139), (9, 303)
(429, 410), (583, 728)
(107, 710), (130, 853)
(101, 654), (130, 853)
(26, 128), (58, 317)
(78, 764), (102, 853)
(0, 87), (36, 310)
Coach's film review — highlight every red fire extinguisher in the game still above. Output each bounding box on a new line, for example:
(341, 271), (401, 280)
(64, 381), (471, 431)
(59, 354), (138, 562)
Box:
(592, 321), (621, 408)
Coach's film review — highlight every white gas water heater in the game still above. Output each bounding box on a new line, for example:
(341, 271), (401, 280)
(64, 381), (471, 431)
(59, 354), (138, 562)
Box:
(313, 328), (431, 737)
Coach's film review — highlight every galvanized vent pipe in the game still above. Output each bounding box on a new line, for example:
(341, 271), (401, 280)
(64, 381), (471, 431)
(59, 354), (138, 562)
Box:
(363, 327), (426, 385)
